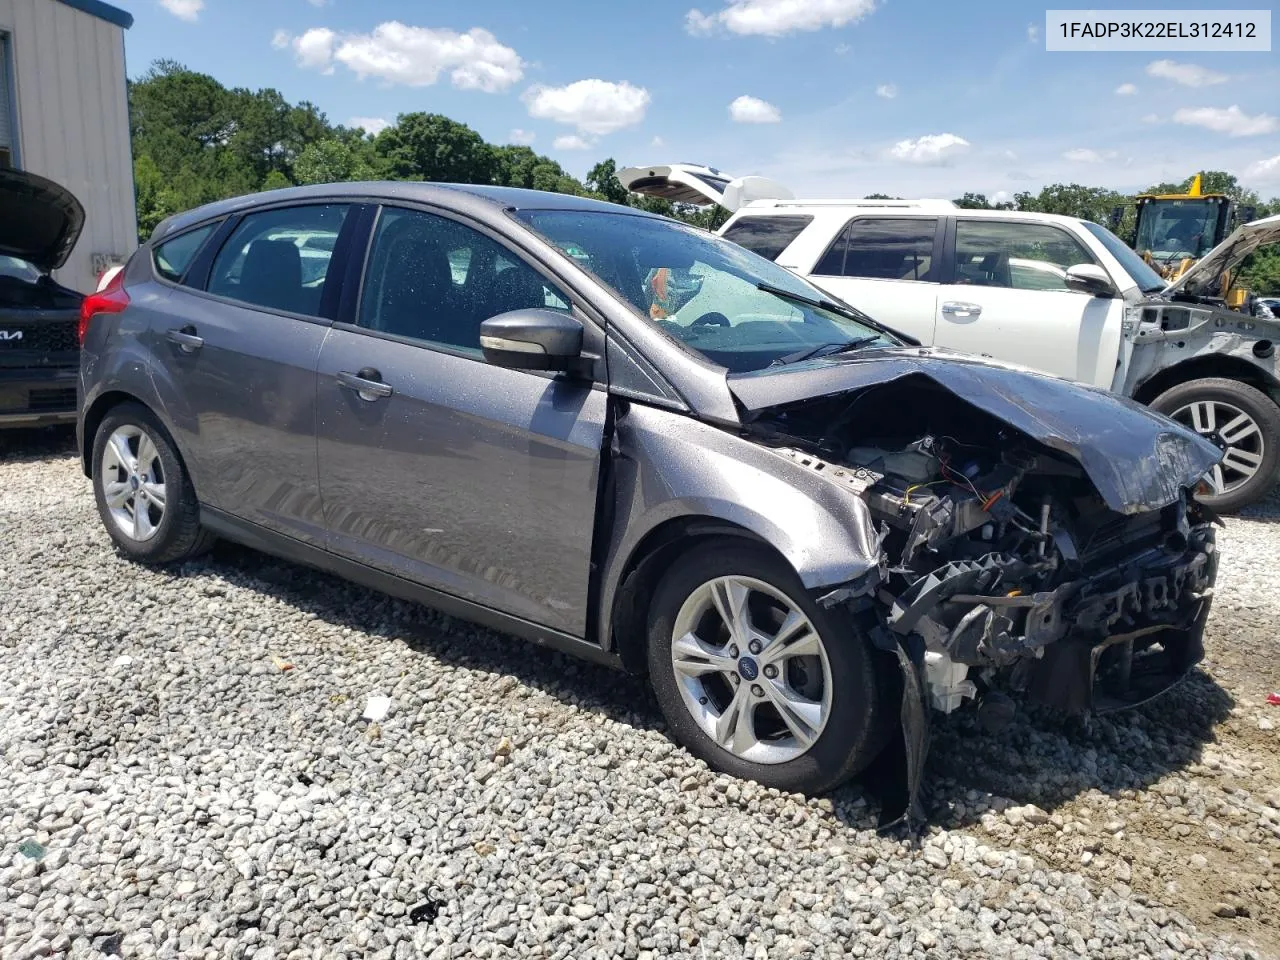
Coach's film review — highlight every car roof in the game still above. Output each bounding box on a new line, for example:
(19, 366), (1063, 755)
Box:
(150, 181), (664, 242)
(729, 203), (1092, 230)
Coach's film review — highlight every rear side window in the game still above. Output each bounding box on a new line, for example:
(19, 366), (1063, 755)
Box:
(814, 218), (937, 281)
(207, 205), (349, 317)
(721, 215), (813, 261)
(153, 224), (218, 284)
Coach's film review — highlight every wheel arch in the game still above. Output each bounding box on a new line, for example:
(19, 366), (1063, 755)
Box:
(81, 390), (146, 478)
(606, 518), (790, 674)
(1131, 354), (1280, 406)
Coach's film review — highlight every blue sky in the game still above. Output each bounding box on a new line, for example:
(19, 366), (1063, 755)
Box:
(112, 0), (1280, 199)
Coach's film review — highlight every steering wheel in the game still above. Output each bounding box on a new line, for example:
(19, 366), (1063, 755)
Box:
(692, 311), (730, 327)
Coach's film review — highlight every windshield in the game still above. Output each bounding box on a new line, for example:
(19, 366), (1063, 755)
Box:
(514, 210), (896, 372)
(1135, 199), (1219, 262)
(0, 255), (41, 284)
(1081, 221), (1166, 294)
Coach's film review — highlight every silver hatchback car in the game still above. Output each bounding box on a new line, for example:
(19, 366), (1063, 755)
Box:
(79, 183), (1221, 825)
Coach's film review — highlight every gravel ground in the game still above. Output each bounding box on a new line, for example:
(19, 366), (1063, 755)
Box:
(1, 427), (1278, 960)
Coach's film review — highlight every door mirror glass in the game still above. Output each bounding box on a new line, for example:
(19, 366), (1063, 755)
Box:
(1064, 263), (1116, 297)
(480, 308), (584, 372)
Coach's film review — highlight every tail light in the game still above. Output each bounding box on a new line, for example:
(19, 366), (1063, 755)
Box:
(78, 269), (130, 345)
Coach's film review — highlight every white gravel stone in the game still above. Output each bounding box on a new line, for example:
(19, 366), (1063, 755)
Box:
(1, 430), (1277, 959)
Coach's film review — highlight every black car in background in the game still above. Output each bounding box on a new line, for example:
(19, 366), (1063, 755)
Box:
(0, 169), (85, 428)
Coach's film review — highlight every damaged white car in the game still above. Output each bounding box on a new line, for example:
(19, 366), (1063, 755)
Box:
(621, 163), (1280, 511)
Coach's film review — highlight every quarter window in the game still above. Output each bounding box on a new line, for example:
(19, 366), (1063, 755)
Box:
(721, 215), (814, 261)
(153, 224), (218, 284)
(814, 218), (937, 281)
(207, 204), (349, 316)
(359, 207), (570, 354)
(954, 221), (1098, 291)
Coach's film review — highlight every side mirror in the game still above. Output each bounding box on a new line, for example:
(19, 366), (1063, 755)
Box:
(1238, 205), (1257, 226)
(480, 308), (584, 372)
(1064, 263), (1116, 298)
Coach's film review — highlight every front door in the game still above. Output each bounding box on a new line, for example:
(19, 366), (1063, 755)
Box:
(315, 205), (607, 636)
(933, 219), (1126, 387)
(147, 202), (354, 543)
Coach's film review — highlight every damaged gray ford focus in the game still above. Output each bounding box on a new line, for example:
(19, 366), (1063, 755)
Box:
(79, 185), (1222, 827)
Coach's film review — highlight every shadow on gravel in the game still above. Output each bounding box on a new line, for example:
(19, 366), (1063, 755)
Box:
(911, 668), (1235, 828)
(0, 426), (77, 463)
(186, 541), (1235, 836)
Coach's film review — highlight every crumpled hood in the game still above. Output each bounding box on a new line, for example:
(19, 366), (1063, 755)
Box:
(1164, 212), (1280, 299)
(0, 169), (86, 273)
(729, 347), (1222, 515)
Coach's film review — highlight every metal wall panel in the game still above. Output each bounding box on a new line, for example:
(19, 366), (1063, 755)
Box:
(0, 0), (136, 291)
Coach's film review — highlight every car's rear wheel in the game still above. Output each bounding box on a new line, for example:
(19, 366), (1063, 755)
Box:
(646, 540), (883, 794)
(1150, 377), (1280, 512)
(92, 403), (214, 563)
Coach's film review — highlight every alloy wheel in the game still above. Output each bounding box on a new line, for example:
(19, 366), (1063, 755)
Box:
(670, 575), (832, 765)
(1170, 399), (1265, 496)
(100, 425), (167, 542)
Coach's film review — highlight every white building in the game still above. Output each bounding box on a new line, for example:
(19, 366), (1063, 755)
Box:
(0, 0), (135, 292)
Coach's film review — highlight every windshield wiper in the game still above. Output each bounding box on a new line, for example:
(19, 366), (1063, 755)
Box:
(756, 281), (897, 338)
(770, 336), (882, 366)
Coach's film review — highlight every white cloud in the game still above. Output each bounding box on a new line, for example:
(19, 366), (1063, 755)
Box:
(291, 28), (338, 73)
(349, 116), (390, 136)
(160, 0), (203, 21)
(509, 128), (536, 145)
(1063, 148), (1104, 163)
(1173, 105), (1278, 137)
(283, 22), (524, 93)
(1026, 23), (1039, 42)
(523, 79), (650, 135)
(729, 95), (782, 124)
(1003, 150), (1018, 161)
(1115, 82), (1138, 96)
(553, 135), (592, 151)
(1141, 113), (1161, 124)
(1145, 59), (1227, 87)
(1247, 154), (1280, 184)
(834, 42), (851, 55)
(889, 133), (970, 165)
(686, 0), (876, 37)
(651, 135), (666, 147)
(992, 190), (1012, 205)
(271, 29), (291, 50)
(307, 0), (330, 6)
(875, 83), (897, 99)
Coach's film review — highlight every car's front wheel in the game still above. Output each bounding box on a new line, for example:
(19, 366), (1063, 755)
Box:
(646, 540), (884, 794)
(1150, 377), (1280, 512)
(91, 403), (214, 564)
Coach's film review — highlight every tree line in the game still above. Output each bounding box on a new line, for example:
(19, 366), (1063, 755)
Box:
(129, 60), (1279, 293)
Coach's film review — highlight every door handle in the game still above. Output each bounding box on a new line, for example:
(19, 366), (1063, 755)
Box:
(941, 301), (983, 320)
(336, 368), (394, 401)
(166, 326), (204, 352)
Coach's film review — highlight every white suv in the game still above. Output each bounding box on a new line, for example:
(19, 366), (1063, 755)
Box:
(620, 163), (1280, 511)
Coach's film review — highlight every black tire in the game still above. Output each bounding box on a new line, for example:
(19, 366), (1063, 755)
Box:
(1149, 377), (1280, 513)
(91, 402), (215, 564)
(646, 539), (884, 795)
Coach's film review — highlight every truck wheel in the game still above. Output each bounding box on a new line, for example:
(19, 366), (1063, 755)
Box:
(646, 539), (885, 795)
(1150, 378), (1280, 512)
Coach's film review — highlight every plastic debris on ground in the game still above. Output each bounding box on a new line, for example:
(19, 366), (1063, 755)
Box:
(362, 695), (391, 722)
(1267, 692), (1280, 706)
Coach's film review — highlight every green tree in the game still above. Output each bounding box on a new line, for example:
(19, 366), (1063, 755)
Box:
(375, 113), (496, 184)
(585, 158), (630, 206)
(953, 192), (991, 209)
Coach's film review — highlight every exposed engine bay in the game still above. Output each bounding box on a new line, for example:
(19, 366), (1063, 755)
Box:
(741, 374), (1220, 824)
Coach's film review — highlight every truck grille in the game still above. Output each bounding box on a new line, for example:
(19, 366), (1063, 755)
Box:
(0, 319), (79, 354)
(27, 388), (77, 412)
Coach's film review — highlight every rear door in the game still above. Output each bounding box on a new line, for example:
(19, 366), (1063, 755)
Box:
(146, 202), (359, 544)
(802, 216), (943, 344)
(314, 204), (607, 636)
(933, 219), (1125, 386)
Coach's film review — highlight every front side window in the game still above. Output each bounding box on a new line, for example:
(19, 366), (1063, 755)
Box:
(954, 221), (1096, 292)
(153, 223), (218, 284)
(1081, 221), (1167, 294)
(515, 209), (897, 373)
(359, 207), (570, 354)
(814, 218), (937, 281)
(721, 215), (813, 261)
(207, 204), (349, 316)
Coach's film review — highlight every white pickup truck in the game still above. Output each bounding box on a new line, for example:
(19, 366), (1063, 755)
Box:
(620, 163), (1280, 510)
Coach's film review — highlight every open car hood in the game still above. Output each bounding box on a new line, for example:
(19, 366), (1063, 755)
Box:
(617, 162), (793, 213)
(0, 169), (86, 273)
(1163, 212), (1280, 299)
(729, 347), (1221, 515)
